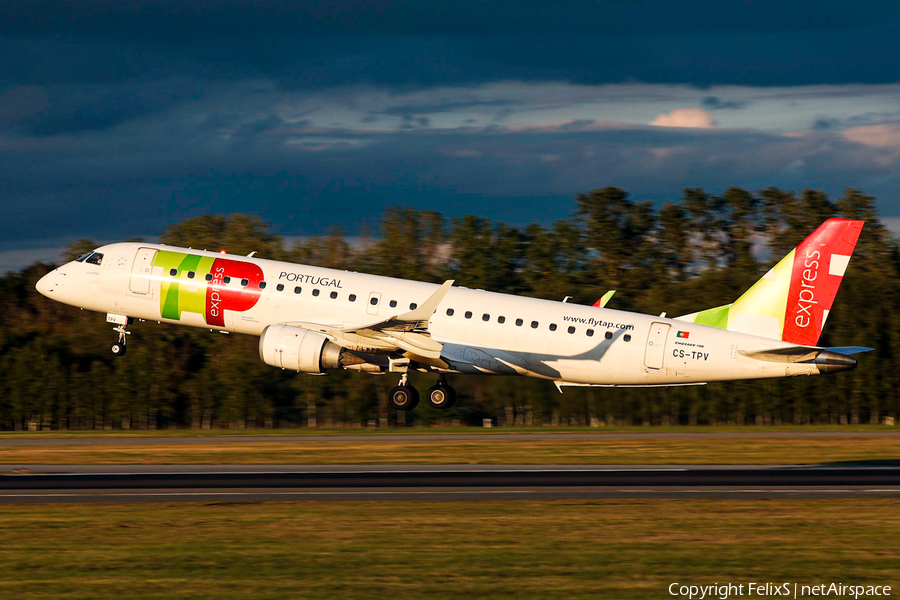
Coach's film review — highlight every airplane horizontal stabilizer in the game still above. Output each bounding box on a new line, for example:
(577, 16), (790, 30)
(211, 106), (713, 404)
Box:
(824, 346), (874, 355)
(739, 346), (858, 372)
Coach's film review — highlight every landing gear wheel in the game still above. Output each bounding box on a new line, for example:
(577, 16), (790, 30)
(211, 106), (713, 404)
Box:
(110, 318), (131, 357)
(426, 385), (456, 409)
(389, 385), (419, 410)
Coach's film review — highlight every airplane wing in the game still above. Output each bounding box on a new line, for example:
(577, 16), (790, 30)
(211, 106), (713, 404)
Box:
(351, 279), (454, 333)
(291, 279), (454, 361)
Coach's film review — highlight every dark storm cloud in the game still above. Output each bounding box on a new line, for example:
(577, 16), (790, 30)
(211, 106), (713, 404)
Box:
(2, 0), (900, 270)
(702, 97), (748, 111)
(813, 118), (840, 131)
(2, 0), (884, 39)
(2, 108), (898, 250)
(380, 100), (517, 117)
(3, 79), (207, 136)
(2, 1), (900, 88)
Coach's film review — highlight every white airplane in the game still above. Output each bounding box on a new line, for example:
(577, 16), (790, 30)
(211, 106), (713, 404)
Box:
(36, 218), (869, 410)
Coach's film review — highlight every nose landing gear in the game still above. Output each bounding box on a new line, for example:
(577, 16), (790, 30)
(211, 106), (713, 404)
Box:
(110, 324), (129, 356)
(107, 314), (132, 357)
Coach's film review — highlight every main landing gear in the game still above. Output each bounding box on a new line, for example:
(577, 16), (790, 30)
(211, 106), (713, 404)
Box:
(388, 373), (419, 410)
(388, 374), (456, 411)
(426, 375), (456, 410)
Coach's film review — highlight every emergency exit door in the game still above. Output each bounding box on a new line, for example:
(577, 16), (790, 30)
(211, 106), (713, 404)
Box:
(643, 322), (670, 370)
(129, 247), (156, 295)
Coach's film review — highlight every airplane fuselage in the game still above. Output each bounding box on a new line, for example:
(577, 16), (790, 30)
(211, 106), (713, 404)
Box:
(36, 242), (851, 389)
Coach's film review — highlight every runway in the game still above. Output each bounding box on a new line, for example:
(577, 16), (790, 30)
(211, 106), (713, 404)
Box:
(2, 464), (900, 502)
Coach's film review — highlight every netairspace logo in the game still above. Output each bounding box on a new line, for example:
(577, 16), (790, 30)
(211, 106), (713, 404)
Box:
(668, 582), (892, 600)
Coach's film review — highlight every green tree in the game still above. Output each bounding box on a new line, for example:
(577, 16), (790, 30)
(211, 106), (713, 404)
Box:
(575, 187), (656, 302)
(161, 214), (284, 260)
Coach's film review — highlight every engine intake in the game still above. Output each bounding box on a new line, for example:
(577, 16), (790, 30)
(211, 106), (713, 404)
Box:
(258, 324), (344, 373)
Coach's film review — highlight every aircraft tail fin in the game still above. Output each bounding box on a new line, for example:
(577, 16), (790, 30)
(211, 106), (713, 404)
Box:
(676, 218), (864, 346)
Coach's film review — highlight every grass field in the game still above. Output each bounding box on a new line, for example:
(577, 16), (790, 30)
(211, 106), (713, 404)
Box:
(0, 499), (897, 599)
(2, 428), (900, 465)
(0, 424), (895, 438)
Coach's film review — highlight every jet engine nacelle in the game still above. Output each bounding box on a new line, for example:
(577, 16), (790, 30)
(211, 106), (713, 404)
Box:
(258, 323), (344, 373)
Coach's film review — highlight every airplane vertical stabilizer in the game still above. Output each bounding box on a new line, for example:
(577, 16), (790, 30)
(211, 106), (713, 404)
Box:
(676, 218), (864, 346)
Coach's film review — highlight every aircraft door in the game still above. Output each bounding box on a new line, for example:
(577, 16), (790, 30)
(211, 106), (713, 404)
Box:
(129, 248), (156, 295)
(367, 291), (381, 315)
(643, 322), (670, 370)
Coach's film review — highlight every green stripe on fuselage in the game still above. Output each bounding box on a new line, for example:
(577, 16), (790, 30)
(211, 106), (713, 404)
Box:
(154, 251), (214, 321)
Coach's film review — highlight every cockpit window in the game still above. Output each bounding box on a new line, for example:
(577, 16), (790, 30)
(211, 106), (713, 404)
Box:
(85, 252), (103, 265)
(74, 251), (93, 263)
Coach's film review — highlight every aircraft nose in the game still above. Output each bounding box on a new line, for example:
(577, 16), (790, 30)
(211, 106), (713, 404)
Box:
(36, 272), (54, 297)
(36, 273), (48, 296)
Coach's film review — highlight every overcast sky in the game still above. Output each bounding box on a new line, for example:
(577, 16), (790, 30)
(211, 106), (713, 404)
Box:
(2, 0), (900, 272)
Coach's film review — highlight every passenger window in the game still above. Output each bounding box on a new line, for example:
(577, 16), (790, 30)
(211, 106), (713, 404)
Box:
(241, 278), (249, 287)
(482, 314), (490, 322)
(465, 311), (472, 319)
(446, 308), (454, 316)
(531, 321), (539, 329)
(169, 268), (177, 277)
(605, 331), (613, 339)
(624, 334), (632, 342)
(276, 283), (284, 291)
(330, 291), (338, 299)
(390, 300), (397, 308)
(349, 294), (357, 302)
(205, 273), (213, 282)
(259, 281), (266, 290)
(187, 271), (195, 279)
(313, 289), (320, 297)
(224, 276), (231, 284)
(410, 303), (417, 310)
(516, 318), (523, 326)
(549, 323), (557, 331)
(294, 286), (301, 294)
(498, 316), (506, 324)
(85, 253), (104, 265)
(587, 329), (594, 337)
(568, 326), (575, 334)
(370, 297), (379, 305)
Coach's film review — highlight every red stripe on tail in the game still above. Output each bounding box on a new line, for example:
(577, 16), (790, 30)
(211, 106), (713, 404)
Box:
(781, 218), (863, 346)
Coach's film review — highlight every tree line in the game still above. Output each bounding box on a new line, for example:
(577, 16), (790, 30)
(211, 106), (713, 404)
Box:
(1, 186), (898, 430)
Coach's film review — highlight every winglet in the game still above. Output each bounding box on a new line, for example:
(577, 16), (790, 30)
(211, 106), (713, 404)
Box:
(395, 280), (454, 325)
(593, 290), (616, 308)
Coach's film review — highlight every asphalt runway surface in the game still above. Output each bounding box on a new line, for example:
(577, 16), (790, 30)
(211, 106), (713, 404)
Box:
(3, 430), (900, 446)
(2, 464), (900, 503)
